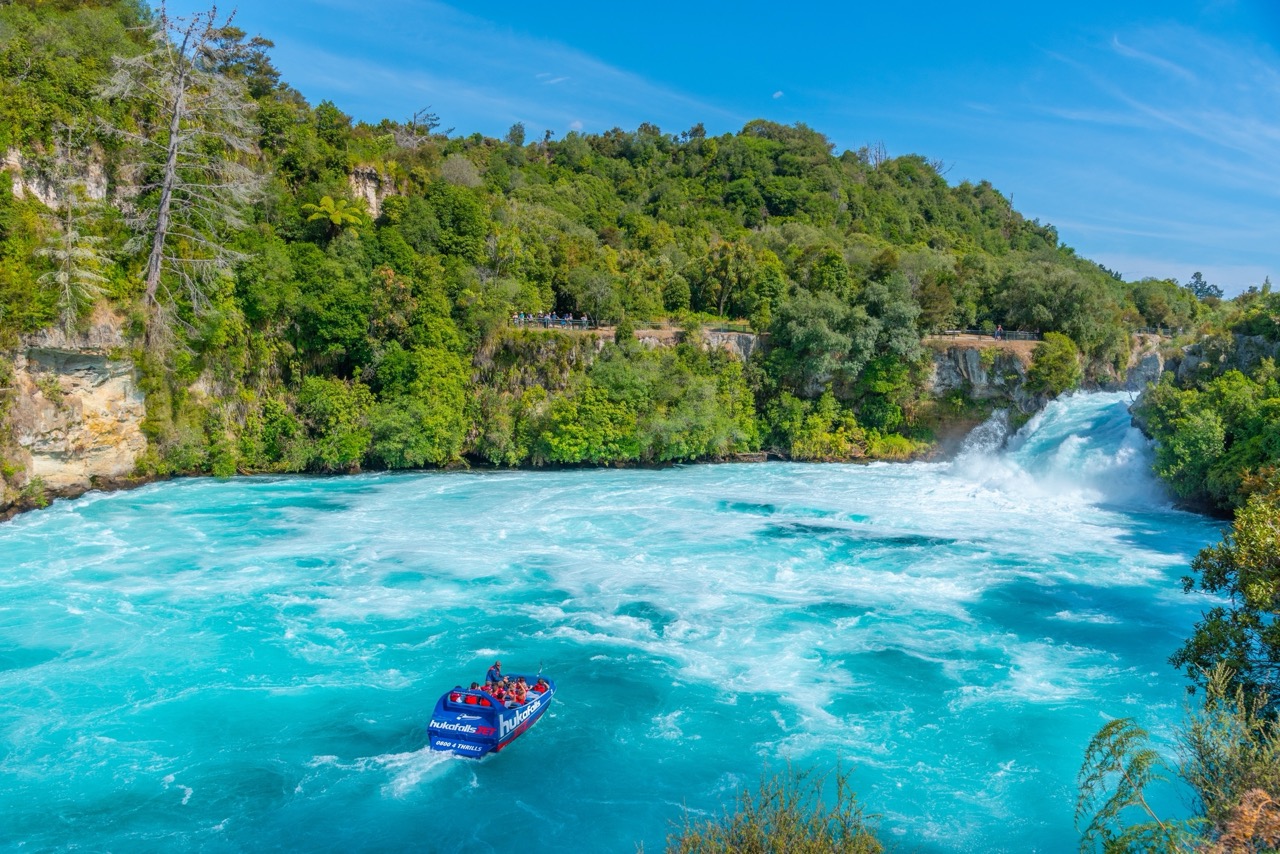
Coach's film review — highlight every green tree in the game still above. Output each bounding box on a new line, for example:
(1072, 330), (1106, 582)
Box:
(301, 195), (366, 237)
(37, 194), (108, 332)
(1187, 271), (1224, 301)
(1027, 331), (1082, 396)
(293, 376), (373, 471)
(1154, 410), (1226, 502)
(1171, 487), (1280, 711)
(534, 383), (639, 464)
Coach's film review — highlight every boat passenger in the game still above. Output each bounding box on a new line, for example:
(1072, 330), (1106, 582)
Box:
(532, 678), (549, 694)
(486, 660), (502, 683)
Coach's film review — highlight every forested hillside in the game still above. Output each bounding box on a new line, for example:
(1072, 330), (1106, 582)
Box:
(0, 0), (1234, 485)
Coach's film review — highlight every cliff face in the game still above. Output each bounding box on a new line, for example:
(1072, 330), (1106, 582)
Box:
(927, 333), (1172, 410)
(5, 146), (111, 207)
(348, 166), (390, 218)
(1168, 333), (1280, 384)
(1, 311), (146, 513)
(926, 340), (1043, 412)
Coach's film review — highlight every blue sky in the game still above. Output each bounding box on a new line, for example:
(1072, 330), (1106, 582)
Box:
(169, 0), (1279, 294)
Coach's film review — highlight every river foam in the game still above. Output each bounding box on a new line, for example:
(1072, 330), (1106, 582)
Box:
(0, 392), (1222, 851)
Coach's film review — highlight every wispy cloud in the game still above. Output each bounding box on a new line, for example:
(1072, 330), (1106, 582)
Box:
(258, 0), (740, 135)
(1007, 25), (1280, 292)
(1109, 36), (1197, 83)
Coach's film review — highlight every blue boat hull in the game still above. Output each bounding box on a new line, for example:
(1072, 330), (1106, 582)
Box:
(427, 675), (555, 758)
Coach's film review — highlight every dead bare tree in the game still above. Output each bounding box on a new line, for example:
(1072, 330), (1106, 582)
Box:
(36, 126), (110, 332)
(867, 140), (888, 169)
(100, 2), (261, 343)
(393, 106), (446, 149)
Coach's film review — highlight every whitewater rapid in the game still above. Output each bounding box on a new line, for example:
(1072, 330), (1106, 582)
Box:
(0, 392), (1223, 851)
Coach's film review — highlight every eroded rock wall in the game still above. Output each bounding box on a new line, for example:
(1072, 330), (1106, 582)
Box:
(927, 343), (1043, 412)
(1, 312), (147, 512)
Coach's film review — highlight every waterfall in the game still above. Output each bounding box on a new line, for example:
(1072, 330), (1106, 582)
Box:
(950, 391), (1169, 508)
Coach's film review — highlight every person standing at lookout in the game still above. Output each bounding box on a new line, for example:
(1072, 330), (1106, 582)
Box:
(486, 660), (502, 683)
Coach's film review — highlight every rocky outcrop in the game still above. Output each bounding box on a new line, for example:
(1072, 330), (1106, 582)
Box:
(349, 166), (390, 218)
(629, 327), (763, 361)
(4, 147), (109, 208)
(1092, 333), (1166, 392)
(1171, 334), (1280, 384)
(1, 310), (147, 512)
(705, 331), (762, 362)
(927, 343), (1043, 412)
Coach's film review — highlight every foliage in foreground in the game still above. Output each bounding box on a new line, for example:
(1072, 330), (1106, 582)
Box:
(1076, 667), (1280, 853)
(666, 764), (883, 854)
(1165, 466), (1280, 716)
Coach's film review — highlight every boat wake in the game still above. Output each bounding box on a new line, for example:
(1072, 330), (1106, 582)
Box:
(374, 747), (463, 798)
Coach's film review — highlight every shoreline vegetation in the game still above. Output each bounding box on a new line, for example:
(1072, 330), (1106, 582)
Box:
(2, 1), (1278, 850)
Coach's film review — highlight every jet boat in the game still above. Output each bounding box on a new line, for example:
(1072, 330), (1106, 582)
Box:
(427, 674), (555, 758)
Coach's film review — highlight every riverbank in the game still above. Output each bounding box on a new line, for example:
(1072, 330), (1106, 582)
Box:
(3, 320), (1172, 524)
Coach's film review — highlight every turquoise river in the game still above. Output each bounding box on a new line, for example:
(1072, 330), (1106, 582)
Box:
(0, 392), (1225, 852)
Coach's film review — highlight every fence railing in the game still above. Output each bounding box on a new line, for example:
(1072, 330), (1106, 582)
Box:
(938, 328), (1042, 341)
(511, 316), (594, 330)
(704, 322), (755, 334)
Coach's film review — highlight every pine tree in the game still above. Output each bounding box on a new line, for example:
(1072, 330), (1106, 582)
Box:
(36, 127), (109, 332)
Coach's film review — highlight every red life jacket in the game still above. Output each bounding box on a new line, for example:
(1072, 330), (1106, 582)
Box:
(532, 684), (547, 693)
(463, 694), (478, 705)
(449, 692), (461, 702)
(479, 697), (492, 707)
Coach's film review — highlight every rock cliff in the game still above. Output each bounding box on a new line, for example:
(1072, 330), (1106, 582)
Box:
(926, 339), (1043, 412)
(1, 310), (146, 514)
(348, 166), (391, 218)
(1167, 333), (1280, 385)
(5, 146), (111, 207)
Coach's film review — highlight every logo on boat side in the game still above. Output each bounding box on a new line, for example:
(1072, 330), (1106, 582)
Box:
(430, 721), (479, 734)
(499, 697), (542, 738)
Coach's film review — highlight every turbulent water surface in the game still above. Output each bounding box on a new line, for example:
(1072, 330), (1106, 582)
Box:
(0, 393), (1224, 852)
